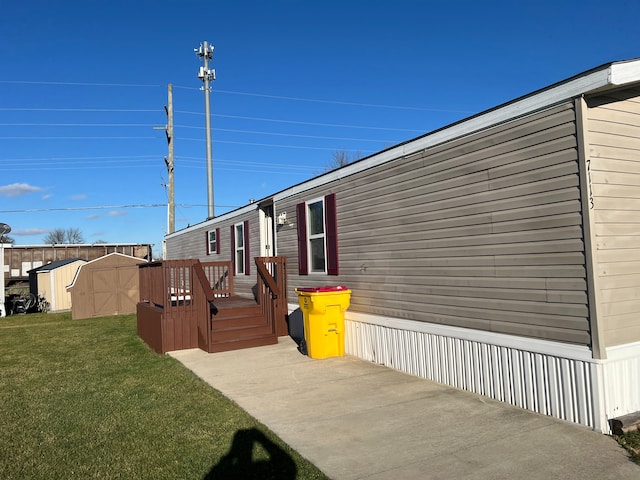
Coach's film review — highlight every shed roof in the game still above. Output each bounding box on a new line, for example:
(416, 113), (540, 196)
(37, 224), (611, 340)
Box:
(66, 252), (146, 290)
(28, 258), (86, 273)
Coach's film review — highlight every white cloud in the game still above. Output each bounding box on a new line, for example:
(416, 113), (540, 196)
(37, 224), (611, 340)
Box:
(12, 228), (50, 236)
(70, 194), (87, 201)
(86, 214), (101, 220)
(0, 183), (42, 198)
(107, 211), (127, 217)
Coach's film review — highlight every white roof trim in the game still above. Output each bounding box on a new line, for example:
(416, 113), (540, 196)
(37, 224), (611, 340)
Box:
(610, 59), (640, 85)
(4, 243), (149, 248)
(165, 202), (259, 239)
(274, 59), (640, 202)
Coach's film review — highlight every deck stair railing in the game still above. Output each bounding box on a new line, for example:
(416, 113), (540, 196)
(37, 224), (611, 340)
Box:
(255, 256), (288, 337)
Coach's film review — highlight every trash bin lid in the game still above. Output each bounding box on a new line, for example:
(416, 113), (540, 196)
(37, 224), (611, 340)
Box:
(295, 285), (349, 293)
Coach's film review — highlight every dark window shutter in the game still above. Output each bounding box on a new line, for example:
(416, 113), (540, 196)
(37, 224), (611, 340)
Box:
(215, 228), (220, 254)
(325, 193), (339, 275)
(244, 220), (250, 276)
(230, 225), (236, 275)
(296, 202), (308, 275)
(205, 230), (210, 255)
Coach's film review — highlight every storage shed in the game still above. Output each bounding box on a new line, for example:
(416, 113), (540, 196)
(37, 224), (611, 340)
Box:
(28, 258), (86, 312)
(67, 252), (147, 320)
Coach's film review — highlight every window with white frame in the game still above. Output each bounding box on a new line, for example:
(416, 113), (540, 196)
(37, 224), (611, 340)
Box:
(234, 223), (245, 274)
(307, 199), (326, 273)
(207, 230), (217, 255)
(296, 193), (339, 276)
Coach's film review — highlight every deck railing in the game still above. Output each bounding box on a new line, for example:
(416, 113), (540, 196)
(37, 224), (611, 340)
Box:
(255, 256), (288, 337)
(201, 261), (234, 297)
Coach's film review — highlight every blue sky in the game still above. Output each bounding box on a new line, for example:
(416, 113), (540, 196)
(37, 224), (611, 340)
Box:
(1, 0), (639, 258)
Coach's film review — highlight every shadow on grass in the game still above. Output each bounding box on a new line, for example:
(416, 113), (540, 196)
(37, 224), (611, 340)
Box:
(204, 428), (297, 480)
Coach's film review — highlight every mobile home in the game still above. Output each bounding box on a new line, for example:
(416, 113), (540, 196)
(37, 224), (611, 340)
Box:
(165, 59), (640, 433)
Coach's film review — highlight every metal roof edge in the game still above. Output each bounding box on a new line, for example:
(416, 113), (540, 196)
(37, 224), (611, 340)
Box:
(28, 257), (87, 273)
(165, 202), (262, 239)
(5, 243), (151, 248)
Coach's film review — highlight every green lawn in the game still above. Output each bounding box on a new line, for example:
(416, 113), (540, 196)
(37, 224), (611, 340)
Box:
(0, 312), (328, 479)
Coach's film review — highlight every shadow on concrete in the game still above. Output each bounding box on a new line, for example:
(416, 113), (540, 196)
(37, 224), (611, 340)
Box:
(203, 428), (297, 480)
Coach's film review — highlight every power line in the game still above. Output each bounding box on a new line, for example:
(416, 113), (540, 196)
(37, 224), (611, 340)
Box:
(0, 115), (421, 140)
(0, 203), (240, 213)
(1, 154), (322, 173)
(178, 137), (374, 152)
(177, 156), (319, 170)
(0, 136), (158, 140)
(0, 107), (160, 112)
(0, 121), (403, 143)
(173, 85), (475, 113)
(177, 111), (426, 133)
(0, 80), (161, 88)
(1, 154), (158, 161)
(0, 123), (158, 127)
(0, 80), (472, 114)
(176, 125), (397, 143)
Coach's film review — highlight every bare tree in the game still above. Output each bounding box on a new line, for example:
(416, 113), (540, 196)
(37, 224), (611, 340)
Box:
(324, 150), (364, 172)
(43, 228), (85, 244)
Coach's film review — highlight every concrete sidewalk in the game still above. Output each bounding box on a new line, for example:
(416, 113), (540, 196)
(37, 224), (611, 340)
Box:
(169, 337), (639, 480)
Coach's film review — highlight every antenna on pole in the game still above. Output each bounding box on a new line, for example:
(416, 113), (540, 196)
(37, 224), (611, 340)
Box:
(195, 41), (216, 219)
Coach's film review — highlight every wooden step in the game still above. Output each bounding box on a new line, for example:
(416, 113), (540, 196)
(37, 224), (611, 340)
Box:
(212, 315), (269, 331)
(214, 304), (262, 318)
(212, 323), (275, 342)
(205, 295), (276, 353)
(208, 333), (278, 353)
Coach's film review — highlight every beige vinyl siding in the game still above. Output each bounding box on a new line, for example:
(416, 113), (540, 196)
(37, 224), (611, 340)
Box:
(585, 87), (640, 347)
(280, 102), (590, 345)
(165, 209), (262, 298)
(166, 226), (207, 260)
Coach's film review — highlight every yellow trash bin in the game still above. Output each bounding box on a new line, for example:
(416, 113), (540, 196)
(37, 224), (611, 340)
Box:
(294, 285), (351, 359)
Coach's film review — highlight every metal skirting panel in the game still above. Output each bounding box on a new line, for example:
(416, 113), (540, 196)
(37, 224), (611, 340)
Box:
(344, 318), (604, 432)
(602, 342), (640, 424)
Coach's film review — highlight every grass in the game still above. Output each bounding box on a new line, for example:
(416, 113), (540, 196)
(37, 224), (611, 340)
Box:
(0, 312), (328, 479)
(616, 430), (640, 465)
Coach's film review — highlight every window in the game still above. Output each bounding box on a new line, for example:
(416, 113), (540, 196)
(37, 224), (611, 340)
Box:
(235, 223), (244, 274)
(206, 228), (219, 255)
(296, 193), (338, 275)
(307, 200), (326, 272)
(230, 221), (250, 275)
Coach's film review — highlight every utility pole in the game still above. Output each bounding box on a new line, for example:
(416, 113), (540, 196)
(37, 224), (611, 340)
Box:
(154, 84), (175, 234)
(195, 41), (216, 219)
(165, 84), (175, 234)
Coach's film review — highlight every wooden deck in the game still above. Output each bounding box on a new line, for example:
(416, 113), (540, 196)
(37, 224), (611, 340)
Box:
(137, 257), (288, 354)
